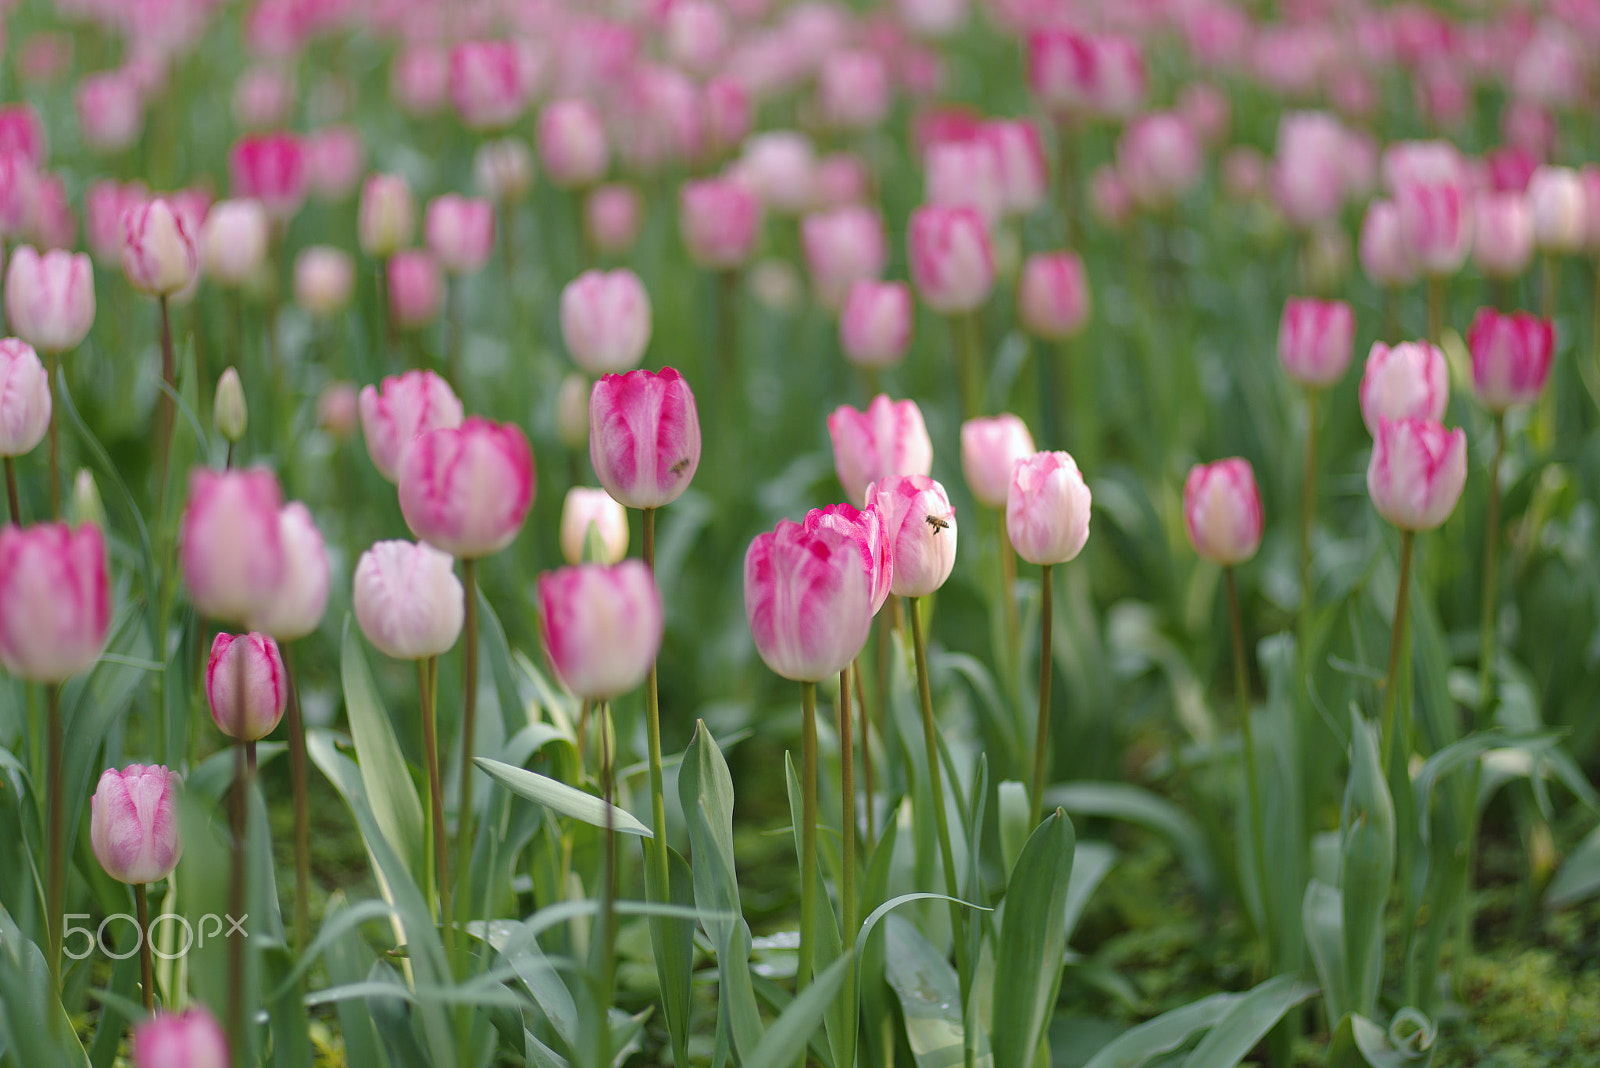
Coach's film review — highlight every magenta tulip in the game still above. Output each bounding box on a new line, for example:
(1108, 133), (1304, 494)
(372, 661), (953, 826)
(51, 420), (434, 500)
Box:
(0, 521), (110, 681)
(1467, 308), (1554, 413)
(228, 131), (307, 221)
(178, 468), (286, 624)
(1359, 341), (1449, 437)
(744, 519), (874, 682)
(399, 418), (534, 559)
(539, 561), (663, 700)
(803, 501), (893, 615)
(359, 369), (465, 483)
(588, 367), (702, 510)
(1183, 459), (1264, 566)
(1277, 297), (1355, 388)
(827, 395), (933, 508)
(90, 764), (183, 884)
(1367, 417), (1468, 532)
(206, 632), (287, 741)
(872, 474), (959, 597)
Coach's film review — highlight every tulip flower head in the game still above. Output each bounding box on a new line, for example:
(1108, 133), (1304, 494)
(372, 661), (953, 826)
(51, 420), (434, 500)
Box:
(907, 204), (995, 315)
(1183, 459), (1263, 566)
(0, 521), (110, 681)
(560, 269), (652, 375)
(679, 176), (761, 270)
(131, 1007), (228, 1068)
(804, 501), (894, 615)
(1359, 341), (1449, 436)
(352, 540), (465, 660)
(744, 519), (874, 682)
(961, 414), (1035, 510)
(839, 280), (912, 368)
(122, 197), (199, 297)
(399, 417), (535, 559)
(1006, 451), (1091, 567)
(424, 194), (495, 275)
(1017, 252), (1091, 341)
(539, 561), (663, 700)
(178, 467), (286, 624)
(872, 474), (958, 597)
(1367, 417), (1468, 532)
(1358, 199), (1417, 289)
(5, 246), (95, 352)
(358, 173), (414, 256)
(90, 764), (183, 884)
(1277, 297), (1355, 388)
(359, 369), (465, 483)
(247, 502), (330, 640)
(827, 395), (934, 508)
(1467, 308), (1554, 413)
(206, 632), (288, 741)
(200, 199), (270, 287)
(588, 367), (702, 510)
(294, 246), (355, 317)
(0, 338), (51, 457)
(560, 487), (629, 565)
(229, 131), (307, 221)
(1471, 193), (1535, 281)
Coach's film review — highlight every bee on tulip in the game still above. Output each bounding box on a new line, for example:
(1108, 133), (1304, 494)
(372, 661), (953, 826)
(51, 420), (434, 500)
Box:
(925, 513), (950, 532)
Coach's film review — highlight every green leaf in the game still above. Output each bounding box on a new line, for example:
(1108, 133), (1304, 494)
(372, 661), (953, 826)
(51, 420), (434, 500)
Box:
(1302, 880), (1349, 1025)
(1046, 782), (1218, 904)
(340, 622), (428, 887)
(1081, 992), (1244, 1068)
(1341, 713), (1394, 1020)
(320, 894), (389, 1068)
(882, 915), (994, 1068)
(1063, 841), (1116, 944)
(740, 954), (852, 1068)
(1182, 975), (1318, 1068)
(992, 810), (1075, 1068)
(1547, 822), (1600, 910)
(998, 781), (1030, 878)
(474, 756), (652, 836)
(646, 841), (696, 1068)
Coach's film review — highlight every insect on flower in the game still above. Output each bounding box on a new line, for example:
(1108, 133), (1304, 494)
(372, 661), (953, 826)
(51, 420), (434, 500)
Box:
(925, 513), (949, 533)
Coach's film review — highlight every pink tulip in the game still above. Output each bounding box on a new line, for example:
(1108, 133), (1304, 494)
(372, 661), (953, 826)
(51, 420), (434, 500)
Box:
(813, 152), (871, 208)
(744, 518), (874, 682)
(1359, 341), (1449, 437)
(360, 370), (464, 483)
(75, 70), (144, 153)
(1183, 459), (1263, 566)
(86, 180), (148, 264)
(1367, 417), (1468, 532)
(872, 474), (958, 596)
(1027, 28), (1145, 119)
(961, 414), (1035, 510)
(1527, 165), (1587, 254)
(538, 99), (609, 188)
(1395, 175), (1472, 277)
(359, 173), (414, 257)
(1006, 451), (1091, 566)
(1582, 165), (1600, 254)
(897, 0), (968, 38)
(737, 132), (816, 215)
(1471, 193), (1535, 280)
(1177, 82), (1230, 146)
(399, 418), (534, 559)
(1358, 199), (1417, 289)
(0, 104), (47, 166)
(1278, 297), (1355, 388)
(1117, 113), (1202, 209)
(294, 246), (355, 317)
(804, 501), (893, 614)
(679, 176), (761, 269)
(352, 540), (464, 660)
(977, 119), (1047, 217)
(179, 468), (286, 624)
(585, 184), (642, 256)
(801, 206), (886, 311)
(1483, 147), (1537, 196)
(248, 502), (329, 640)
(1089, 166), (1133, 228)
(839, 280), (912, 369)
(560, 486), (629, 565)
(474, 138), (536, 204)
(703, 76), (752, 157)
(5, 246), (94, 354)
(448, 40), (526, 130)
(90, 764), (183, 884)
(828, 395), (933, 508)
(392, 44), (450, 116)
(121, 197), (198, 297)
(387, 251), (442, 329)
(232, 64), (294, 129)
(1467, 308), (1554, 413)
(907, 204), (994, 315)
(0, 521), (109, 681)
(1270, 111), (1349, 229)
(0, 154), (35, 243)
(0, 338), (50, 457)
(924, 139), (1003, 223)
(206, 632), (287, 741)
(664, 0), (729, 73)
(589, 367), (702, 509)
(1017, 252), (1091, 341)
(316, 381), (359, 440)
(818, 50), (890, 130)
(424, 194), (495, 276)
(304, 125), (365, 202)
(228, 131), (307, 221)
(539, 561), (663, 699)
(25, 172), (73, 252)
(200, 200), (270, 287)
(560, 269), (651, 375)
(131, 1007), (227, 1068)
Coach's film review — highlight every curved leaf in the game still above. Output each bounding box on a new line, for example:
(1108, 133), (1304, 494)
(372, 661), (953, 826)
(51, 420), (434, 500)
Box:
(474, 757), (652, 836)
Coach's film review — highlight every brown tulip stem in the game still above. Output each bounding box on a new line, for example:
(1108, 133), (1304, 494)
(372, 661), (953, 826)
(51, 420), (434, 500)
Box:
(1030, 565), (1054, 821)
(950, 313), (984, 421)
(157, 295), (176, 501)
(46, 682), (63, 994)
(46, 349), (61, 519)
(3, 456), (19, 522)
(1300, 387), (1320, 614)
(1479, 415), (1506, 720)
(909, 598), (968, 981)
(853, 656), (874, 851)
(1379, 531), (1416, 772)
(455, 557), (479, 933)
(227, 737), (249, 1059)
(1226, 567), (1271, 954)
(377, 257), (397, 363)
(281, 643), (312, 953)
(418, 656), (455, 967)
(135, 882), (154, 1011)
(796, 680), (819, 1066)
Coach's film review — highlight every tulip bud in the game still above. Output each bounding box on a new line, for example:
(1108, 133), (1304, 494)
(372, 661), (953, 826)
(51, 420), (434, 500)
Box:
(818, 50), (891, 131)
(1017, 252), (1091, 340)
(804, 501), (893, 615)
(539, 561), (662, 699)
(679, 176), (761, 270)
(293, 246), (355, 317)
(352, 539), (464, 660)
(1367, 417), (1468, 532)
(556, 372), (590, 450)
(316, 381), (360, 440)
(1005, 451), (1091, 566)
(448, 40), (526, 130)
(1358, 199), (1417, 288)
(704, 76), (752, 157)
(1359, 341), (1449, 437)
(585, 184), (643, 257)
(90, 764), (183, 884)
(978, 119), (1048, 217)
(538, 99), (609, 188)
(1471, 192), (1535, 281)
(744, 519), (874, 682)
(908, 204), (995, 314)
(813, 152), (871, 208)
(359, 173), (414, 257)
(1277, 297), (1355, 388)
(392, 44), (449, 117)
(0, 521), (110, 681)
(872, 474), (958, 596)
(560, 269), (651, 375)
(209, 367), (248, 445)
(589, 367), (701, 509)
(1117, 113), (1202, 209)
(1183, 458), (1263, 566)
(924, 139), (1003, 223)
(86, 181), (149, 265)
(178, 467), (286, 624)
(71, 469), (105, 531)
(304, 125), (365, 202)
(75, 70), (145, 154)
(1088, 165), (1133, 229)
(424, 194), (495, 276)
(474, 137), (536, 203)
(4, 246), (95, 352)
(1467, 308), (1554, 413)
(121, 198), (198, 296)
(961, 414), (1035, 510)
(131, 1007), (228, 1068)
(560, 487), (629, 565)
(200, 199), (271, 288)
(1526, 165), (1587, 254)
(206, 632), (287, 741)
(399, 418), (535, 559)
(248, 502), (330, 640)
(839, 280), (912, 368)
(827, 395), (933, 508)
(0, 338), (51, 457)
(228, 131), (308, 221)
(388, 250), (442, 329)
(738, 132), (816, 215)
(800, 206), (886, 311)
(1395, 175), (1472, 277)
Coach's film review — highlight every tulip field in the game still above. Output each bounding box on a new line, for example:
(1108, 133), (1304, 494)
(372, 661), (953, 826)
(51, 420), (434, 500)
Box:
(7, 0), (1600, 1066)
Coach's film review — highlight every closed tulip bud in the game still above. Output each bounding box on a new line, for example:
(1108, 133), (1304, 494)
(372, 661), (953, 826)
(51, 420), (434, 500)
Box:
(121, 198), (197, 296)
(90, 764), (183, 884)
(560, 487), (629, 565)
(23, 174), (70, 254)
(801, 206), (886, 311)
(560, 269), (651, 374)
(738, 132), (816, 215)
(1359, 199), (1416, 288)
(744, 519), (874, 682)
(828, 395), (933, 508)
(679, 176), (761, 269)
(392, 44), (449, 117)
(353, 540), (464, 660)
(556, 372), (590, 450)
(399, 418), (535, 559)
(1395, 177), (1472, 277)
(293, 245), (355, 317)
(585, 184), (642, 257)
(474, 137), (536, 203)
(924, 139), (1003, 223)
(233, 65), (294, 129)
(539, 561), (662, 699)
(818, 50), (890, 131)
(5, 246), (95, 352)
(424, 194), (494, 276)
(1367, 417), (1467, 531)
(839, 280), (912, 368)
(0, 104), (48, 166)
(813, 152), (871, 209)
(179, 468), (285, 623)
(248, 502), (329, 640)
(1467, 308), (1554, 413)
(1017, 252), (1090, 340)
(359, 174), (414, 257)
(1183, 458), (1263, 566)
(1088, 165), (1133, 229)
(206, 632), (287, 741)
(227, 131), (307, 221)
(1118, 113), (1202, 209)
(213, 367), (247, 443)
(0, 521), (110, 681)
(304, 125), (365, 202)
(1526, 165), (1587, 254)
(86, 181), (148, 264)
(872, 474), (958, 596)
(978, 119), (1048, 217)
(908, 204), (995, 314)
(1472, 193), (1535, 280)
(0, 338), (50, 457)
(131, 1007), (227, 1068)
(538, 99), (609, 188)
(75, 70), (144, 153)
(1359, 341), (1449, 437)
(387, 250), (442, 329)
(200, 199), (270, 288)
(448, 41), (526, 130)
(704, 77), (752, 157)
(961, 414), (1035, 510)
(71, 469), (105, 530)
(1006, 451), (1091, 566)
(804, 501), (893, 615)
(589, 367), (701, 509)
(361, 371), (465, 483)
(1277, 297), (1354, 388)
(316, 382), (359, 440)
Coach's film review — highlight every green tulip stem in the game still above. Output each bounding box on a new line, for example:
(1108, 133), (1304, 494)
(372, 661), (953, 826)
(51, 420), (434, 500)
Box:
(1427, 277), (1445, 349)
(839, 667), (856, 940)
(227, 737), (249, 1058)
(47, 349), (61, 519)
(640, 507), (672, 929)
(1300, 387), (1319, 614)
(599, 700), (618, 1068)
(853, 655), (874, 851)
(281, 643), (312, 953)
(1030, 564), (1054, 821)
(3, 456), (18, 522)
(418, 656), (455, 966)
(909, 597), (968, 979)
(1379, 531), (1417, 772)
(456, 557), (479, 932)
(46, 683), (63, 993)
(135, 882), (154, 1012)
(156, 295), (176, 505)
(797, 681), (819, 1013)
(1479, 415), (1506, 718)
(996, 509), (1022, 691)
(1226, 567), (1271, 955)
